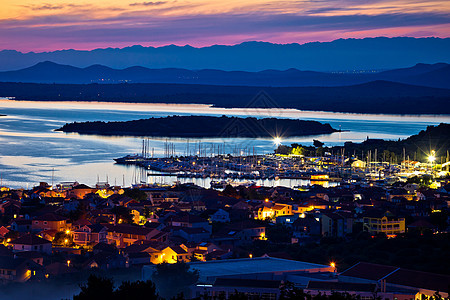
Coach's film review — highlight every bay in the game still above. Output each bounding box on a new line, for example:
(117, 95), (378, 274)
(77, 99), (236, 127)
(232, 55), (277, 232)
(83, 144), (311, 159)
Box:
(1, 99), (449, 189)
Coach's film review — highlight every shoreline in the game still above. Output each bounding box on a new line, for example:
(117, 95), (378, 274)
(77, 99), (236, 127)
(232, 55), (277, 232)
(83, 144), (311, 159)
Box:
(2, 98), (450, 118)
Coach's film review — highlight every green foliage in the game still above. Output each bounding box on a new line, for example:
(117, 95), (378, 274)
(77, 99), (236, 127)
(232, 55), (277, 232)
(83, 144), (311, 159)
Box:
(275, 145), (291, 155)
(406, 175), (433, 187)
(53, 231), (73, 246)
(313, 140), (324, 148)
(73, 275), (159, 300)
(111, 206), (133, 224)
(222, 185), (238, 198)
(291, 146), (305, 156)
(152, 262), (199, 300)
(74, 275), (115, 300)
(266, 224), (292, 243)
(115, 280), (159, 300)
(124, 188), (148, 202)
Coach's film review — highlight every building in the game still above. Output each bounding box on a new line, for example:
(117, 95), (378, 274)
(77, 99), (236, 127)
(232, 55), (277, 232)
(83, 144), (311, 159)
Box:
(32, 213), (68, 232)
(73, 224), (107, 246)
(0, 256), (43, 282)
(9, 234), (52, 255)
(362, 211), (405, 237)
(10, 219), (32, 233)
(320, 211), (353, 238)
(142, 257), (334, 299)
(257, 203), (292, 220)
(105, 224), (160, 248)
(339, 262), (450, 299)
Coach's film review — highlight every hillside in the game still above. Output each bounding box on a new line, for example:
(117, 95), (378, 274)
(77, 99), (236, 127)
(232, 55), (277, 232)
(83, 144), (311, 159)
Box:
(0, 61), (449, 89)
(1, 81), (450, 114)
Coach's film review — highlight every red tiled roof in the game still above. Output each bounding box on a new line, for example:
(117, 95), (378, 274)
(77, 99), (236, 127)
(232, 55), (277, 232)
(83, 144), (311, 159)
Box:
(10, 234), (52, 245)
(34, 213), (67, 222)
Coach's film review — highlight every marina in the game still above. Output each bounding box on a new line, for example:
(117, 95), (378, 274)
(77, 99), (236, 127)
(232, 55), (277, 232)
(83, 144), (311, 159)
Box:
(1, 99), (450, 188)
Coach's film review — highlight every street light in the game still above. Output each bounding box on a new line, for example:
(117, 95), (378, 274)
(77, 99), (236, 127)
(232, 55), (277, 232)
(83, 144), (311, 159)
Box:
(273, 137), (282, 147)
(428, 150), (436, 175)
(428, 150), (436, 163)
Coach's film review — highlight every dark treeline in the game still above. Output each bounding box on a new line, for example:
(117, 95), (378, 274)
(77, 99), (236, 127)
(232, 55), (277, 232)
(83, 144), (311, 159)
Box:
(1, 81), (450, 114)
(277, 123), (450, 163)
(56, 115), (337, 138)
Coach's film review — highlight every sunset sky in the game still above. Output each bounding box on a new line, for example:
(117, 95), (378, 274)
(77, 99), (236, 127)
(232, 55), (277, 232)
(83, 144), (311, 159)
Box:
(1, 0), (450, 52)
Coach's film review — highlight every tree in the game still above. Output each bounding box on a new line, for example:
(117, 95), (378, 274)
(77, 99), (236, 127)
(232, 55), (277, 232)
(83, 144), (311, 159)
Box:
(111, 206), (133, 224)
(152, 262), (199, 299)
(74, 275), (115, 300)
(222, 185), (238, 198)
(73, 275), (159, 300)
(291, 146), (305, 156)
(115, 280), (159, 300)
(313, 140), (324, 148)
(124, 188), (148, 201)
(53, 231), (73, 246)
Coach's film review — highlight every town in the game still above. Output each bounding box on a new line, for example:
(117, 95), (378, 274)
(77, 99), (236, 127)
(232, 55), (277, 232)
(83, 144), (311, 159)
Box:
(0, 144), (449, 299)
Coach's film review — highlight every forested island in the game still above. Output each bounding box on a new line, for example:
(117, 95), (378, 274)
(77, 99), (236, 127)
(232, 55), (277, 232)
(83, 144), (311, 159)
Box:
(56, 115), (337, 138)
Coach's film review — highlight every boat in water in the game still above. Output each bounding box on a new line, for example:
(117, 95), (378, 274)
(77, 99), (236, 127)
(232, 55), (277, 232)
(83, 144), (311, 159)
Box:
(114, 154), (144, 164)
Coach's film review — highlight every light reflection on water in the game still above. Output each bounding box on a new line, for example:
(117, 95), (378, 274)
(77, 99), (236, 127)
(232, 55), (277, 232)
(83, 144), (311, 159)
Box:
(1, 99), (449, 189)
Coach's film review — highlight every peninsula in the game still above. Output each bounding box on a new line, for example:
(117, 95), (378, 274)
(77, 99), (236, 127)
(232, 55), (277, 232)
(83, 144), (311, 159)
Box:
(56, 115), (337, 138)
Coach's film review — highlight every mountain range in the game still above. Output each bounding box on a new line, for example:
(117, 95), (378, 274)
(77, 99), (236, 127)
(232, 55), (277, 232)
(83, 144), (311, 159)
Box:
(0, 61), (449, 89)
(1, 37), (450, 72)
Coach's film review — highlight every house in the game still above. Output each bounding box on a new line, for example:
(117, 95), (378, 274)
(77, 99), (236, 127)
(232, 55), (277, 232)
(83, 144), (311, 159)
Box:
(158, 245), (190, 264)
(167, 214), (212, 233)
(0, 226), (10, 238)
(276, 214), (301, 226)
(73, 224), (107, 246)
(0, 200), (21, 217)
(10, 219), (32, 233)
(292, 215), (321, 239)
(105, 224), (160, 248)
(256, 203), (292, 220)
(83, 252), (127, 270)
(320, 211), (353, 237)
(212, 221), (266, 247)
(124, 242), (190, 264)
(210, 209), (230, 223)
(127, 252), (151, 265)
(32, 213), (68, 232)
(362, 211), (405, 237)
(0, 256), (43, 282)
(9, 234), (52, 255)
(175, 227), (211, 243)
(66, 184), (96, 199)
(193, 242), (222, 261)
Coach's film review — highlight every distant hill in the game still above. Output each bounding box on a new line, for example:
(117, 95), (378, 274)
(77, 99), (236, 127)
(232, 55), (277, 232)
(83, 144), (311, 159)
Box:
(56, 115), (337, 138)
(1, 37), (450, 72)
(0, 61), (449, 89)
(1, 81), (450, 114)
(336, 123), (450, 162)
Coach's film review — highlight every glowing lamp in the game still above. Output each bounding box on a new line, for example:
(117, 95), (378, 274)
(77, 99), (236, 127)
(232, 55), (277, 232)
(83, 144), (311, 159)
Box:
(273, 137), (282, 146)
(428, 150), (436, 163)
